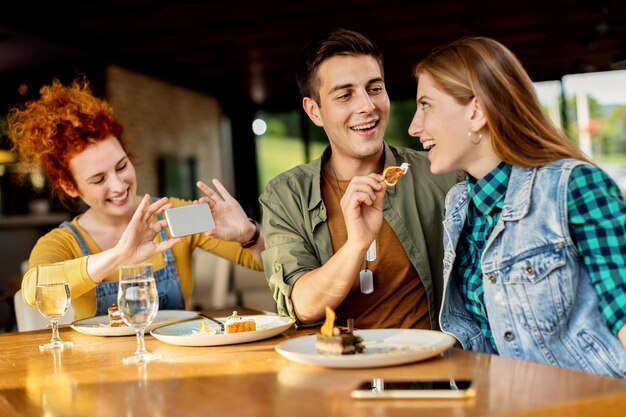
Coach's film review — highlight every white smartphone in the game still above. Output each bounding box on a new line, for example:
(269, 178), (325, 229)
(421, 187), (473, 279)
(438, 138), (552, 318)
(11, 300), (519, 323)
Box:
(165, 203), (215, 237)
(351, 379), (475, 399)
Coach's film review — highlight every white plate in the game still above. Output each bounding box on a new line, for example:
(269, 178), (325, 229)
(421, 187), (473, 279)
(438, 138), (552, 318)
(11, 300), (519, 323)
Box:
(70, 310), (199, 337)
(275, 329), (455, 369)
(150, 314), (295, 346)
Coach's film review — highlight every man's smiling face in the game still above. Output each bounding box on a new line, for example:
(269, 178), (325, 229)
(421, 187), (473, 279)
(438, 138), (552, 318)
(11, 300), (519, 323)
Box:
(305, 54), (390, 162)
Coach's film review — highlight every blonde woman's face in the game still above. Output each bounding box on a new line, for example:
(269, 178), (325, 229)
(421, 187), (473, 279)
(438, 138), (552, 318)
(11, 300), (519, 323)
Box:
(66, 135), (137, 217)
(408, 72), (485, 176)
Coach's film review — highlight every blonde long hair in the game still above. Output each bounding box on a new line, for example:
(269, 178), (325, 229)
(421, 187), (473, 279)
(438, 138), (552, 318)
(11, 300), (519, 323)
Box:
(414, 36), (589, 167)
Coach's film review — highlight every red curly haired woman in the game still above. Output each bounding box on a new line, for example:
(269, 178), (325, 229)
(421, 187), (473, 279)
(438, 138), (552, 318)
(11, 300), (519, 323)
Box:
(8, 78), (263, 320)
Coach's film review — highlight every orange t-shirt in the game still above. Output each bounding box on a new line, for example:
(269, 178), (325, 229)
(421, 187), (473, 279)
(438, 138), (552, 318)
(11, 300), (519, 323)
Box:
(321, 171), (430, 329)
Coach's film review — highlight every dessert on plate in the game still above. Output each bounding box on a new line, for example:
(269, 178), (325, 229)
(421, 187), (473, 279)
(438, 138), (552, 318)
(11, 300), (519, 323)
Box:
(198, 321), (216, 335)
(108, 304), (126, 327)
(316, 306), (364, 355)
(224, 311), (256, 334)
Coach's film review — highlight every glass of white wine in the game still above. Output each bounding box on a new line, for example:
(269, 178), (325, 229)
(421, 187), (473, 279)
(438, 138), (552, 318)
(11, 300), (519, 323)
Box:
(118, 263), (160, 364)
(35, 262), (73, 351)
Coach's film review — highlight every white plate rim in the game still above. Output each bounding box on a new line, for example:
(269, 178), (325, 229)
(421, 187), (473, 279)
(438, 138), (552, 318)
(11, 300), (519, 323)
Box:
(275, 329), (455, 368)
(150, 314), (295, 346)
(70, 310), (199, 337)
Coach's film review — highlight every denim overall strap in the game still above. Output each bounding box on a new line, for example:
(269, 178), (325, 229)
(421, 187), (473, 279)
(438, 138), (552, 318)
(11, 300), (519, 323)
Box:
(60, 221), (90, 256)
(151, 212), (186, 311)
(60, 213), (186, 316)
(61, 221), (118, 315)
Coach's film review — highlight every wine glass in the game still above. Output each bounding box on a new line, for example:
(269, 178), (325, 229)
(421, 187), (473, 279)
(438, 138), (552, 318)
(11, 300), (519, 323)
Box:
(35, 262), (73, 351)
(117, 263), (160, 364)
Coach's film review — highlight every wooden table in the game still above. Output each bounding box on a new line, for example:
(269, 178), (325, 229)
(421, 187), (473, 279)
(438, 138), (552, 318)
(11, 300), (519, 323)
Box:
(1, 308), (625, 417)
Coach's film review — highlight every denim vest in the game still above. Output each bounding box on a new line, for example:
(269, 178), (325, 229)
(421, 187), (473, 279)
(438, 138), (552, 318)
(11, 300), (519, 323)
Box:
(439, 159), (626, 378)
(61, 212), (185, 316)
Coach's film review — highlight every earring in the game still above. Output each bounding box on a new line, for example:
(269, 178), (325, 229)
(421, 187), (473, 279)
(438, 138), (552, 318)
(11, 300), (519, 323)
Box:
(468, 130), (482, 145)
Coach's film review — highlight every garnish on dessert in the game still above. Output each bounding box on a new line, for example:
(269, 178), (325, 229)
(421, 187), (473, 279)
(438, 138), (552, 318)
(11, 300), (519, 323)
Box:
(382, 162), (410, 186)
(316, 306), (365, 355)
(320, 306), (336, 337)
(224, 310), (257, 334)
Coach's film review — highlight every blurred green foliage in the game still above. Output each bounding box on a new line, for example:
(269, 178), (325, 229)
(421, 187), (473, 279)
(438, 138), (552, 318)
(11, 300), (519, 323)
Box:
(255, 95), (626, 193)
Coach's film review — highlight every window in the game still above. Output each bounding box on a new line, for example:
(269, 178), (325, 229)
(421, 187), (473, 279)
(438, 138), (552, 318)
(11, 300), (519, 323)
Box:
(255, 72), (626, 194)
(535, 70), (626, 192)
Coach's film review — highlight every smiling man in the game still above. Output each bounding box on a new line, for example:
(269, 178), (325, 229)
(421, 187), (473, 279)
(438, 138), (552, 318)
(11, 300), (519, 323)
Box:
(259, 29), (460, 329)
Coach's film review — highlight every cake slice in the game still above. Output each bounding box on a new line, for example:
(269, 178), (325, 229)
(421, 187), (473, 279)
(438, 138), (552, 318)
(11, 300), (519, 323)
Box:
(224, 311), (256, 334)
(108, 304), (126, 327)
(316, 306), (364, 355)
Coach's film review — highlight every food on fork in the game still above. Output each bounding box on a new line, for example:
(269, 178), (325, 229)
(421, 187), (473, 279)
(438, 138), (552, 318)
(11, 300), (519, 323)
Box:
(108, 304), (126, 327)
(382, 162), (410, 186)
(316, 306), (364, 355)
(224, 311), (257, 334)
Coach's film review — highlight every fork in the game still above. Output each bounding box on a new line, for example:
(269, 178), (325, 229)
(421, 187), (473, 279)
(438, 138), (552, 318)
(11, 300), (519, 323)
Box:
(159, 312), (225, 332)
(196, 312), (225, 332)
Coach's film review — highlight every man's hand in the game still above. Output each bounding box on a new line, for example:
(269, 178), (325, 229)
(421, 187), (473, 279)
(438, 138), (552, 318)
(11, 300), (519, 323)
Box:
(340, 173), (387, 252)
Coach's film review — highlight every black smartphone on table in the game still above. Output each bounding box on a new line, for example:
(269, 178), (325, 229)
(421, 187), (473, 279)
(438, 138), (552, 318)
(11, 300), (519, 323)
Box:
(351, 379), (475, 399)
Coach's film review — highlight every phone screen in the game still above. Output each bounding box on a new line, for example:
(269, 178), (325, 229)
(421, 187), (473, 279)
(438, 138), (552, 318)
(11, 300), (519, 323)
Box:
(357, 380), (473, 391)
(351, 379), (475, 399)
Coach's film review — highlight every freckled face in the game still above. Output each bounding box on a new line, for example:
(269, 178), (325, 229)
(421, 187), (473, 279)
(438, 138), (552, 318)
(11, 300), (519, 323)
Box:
(66, 135), (137, 217)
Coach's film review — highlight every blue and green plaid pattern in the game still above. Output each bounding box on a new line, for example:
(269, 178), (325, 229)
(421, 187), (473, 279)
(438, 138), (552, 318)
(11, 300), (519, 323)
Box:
(567, 164), (626, 335)
(455, 162), (626, 353)
(456, 162), (510, 352)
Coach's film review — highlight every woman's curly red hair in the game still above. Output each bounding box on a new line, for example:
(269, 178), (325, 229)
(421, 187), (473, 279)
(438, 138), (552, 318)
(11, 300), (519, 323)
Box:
(7, 78), (126, 204)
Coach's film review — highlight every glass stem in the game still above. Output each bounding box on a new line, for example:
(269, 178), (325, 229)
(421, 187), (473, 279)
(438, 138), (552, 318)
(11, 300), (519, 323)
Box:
(135, 330), (147, 355)
(50, 319), (61, 343)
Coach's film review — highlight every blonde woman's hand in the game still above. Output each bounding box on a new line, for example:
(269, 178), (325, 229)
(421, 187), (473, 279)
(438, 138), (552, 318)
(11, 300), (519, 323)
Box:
(195, 179), (256, 244)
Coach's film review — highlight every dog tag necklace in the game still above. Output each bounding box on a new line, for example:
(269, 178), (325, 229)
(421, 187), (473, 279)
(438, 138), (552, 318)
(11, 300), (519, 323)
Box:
(331, 163), (375, 294)
(360, 240), (376, 294)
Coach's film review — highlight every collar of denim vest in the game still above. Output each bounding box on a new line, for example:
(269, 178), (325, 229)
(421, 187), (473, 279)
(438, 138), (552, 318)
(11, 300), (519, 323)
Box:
(500, 165), (536, 221)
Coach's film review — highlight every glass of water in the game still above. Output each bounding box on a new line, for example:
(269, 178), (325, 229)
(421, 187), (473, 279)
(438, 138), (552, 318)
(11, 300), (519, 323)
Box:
(118, 263), (160, 364)
(35, 262), (73, 351)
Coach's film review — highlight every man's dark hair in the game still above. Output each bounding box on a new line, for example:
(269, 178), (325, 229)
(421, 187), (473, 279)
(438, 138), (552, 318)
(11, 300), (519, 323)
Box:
(296, 28), (384, 103)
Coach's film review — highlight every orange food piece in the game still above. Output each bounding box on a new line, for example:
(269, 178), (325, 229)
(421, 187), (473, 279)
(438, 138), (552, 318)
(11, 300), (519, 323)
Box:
(382, 163), (409, 186)
(225, 320), (256, 334)
(320, 306), (336, 337)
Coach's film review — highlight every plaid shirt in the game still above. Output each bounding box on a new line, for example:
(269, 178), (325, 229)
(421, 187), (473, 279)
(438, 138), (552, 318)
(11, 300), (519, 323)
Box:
(456, 162), (626, 352)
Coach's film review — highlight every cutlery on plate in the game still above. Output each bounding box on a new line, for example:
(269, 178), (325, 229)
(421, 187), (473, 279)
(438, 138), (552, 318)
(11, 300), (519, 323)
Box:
(157, 312), (225, 332)
(196, 312), (225, 332)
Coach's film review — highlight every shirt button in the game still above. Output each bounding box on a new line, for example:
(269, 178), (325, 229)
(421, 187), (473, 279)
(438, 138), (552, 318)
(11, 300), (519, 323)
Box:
(488, 274), (496, 284)
(525, 265), (535, 275)
(504, 331), (515, 341)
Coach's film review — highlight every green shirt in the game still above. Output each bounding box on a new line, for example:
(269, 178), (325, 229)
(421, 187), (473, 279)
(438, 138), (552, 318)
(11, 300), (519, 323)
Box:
(259, 143), (460, 328)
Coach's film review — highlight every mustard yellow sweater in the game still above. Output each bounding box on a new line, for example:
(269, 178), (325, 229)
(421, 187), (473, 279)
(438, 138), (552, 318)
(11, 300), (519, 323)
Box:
(22, 198), (263, 319)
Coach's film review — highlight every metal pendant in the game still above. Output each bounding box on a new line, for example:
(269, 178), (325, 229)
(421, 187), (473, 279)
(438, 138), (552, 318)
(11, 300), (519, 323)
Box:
(365, 239), (377, 262)
(359, 268), (374, 294)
